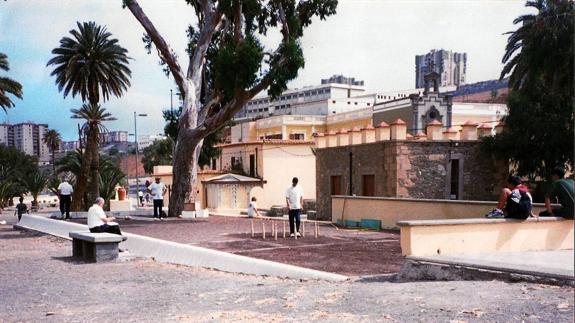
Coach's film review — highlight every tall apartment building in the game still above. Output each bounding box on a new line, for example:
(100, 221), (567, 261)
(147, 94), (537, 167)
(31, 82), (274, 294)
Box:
(415, 49), (466, 88)
(236, 75), (368, 120)
(0, 122), (50, 162)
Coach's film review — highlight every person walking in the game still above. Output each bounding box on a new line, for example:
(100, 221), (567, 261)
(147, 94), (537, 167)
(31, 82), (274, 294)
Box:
(148, 177), (167, 220)
(57, 179), (73, 220)
(14, 196), (28, 222)
(286, 177), (304, 237)
(87, 197), (122, 235)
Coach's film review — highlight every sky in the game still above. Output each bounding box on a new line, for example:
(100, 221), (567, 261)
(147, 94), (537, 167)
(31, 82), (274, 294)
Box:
(0, 0), (532, 141)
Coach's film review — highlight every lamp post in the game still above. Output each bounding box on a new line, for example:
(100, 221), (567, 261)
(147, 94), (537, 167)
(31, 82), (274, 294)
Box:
(134, 112), (148, 200)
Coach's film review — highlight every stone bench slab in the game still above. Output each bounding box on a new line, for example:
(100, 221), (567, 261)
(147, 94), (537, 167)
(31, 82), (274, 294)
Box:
(69, 231), (127, 243)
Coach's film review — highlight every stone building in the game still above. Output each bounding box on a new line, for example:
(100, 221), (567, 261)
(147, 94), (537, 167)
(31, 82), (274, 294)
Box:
(314, 120), (507, 220)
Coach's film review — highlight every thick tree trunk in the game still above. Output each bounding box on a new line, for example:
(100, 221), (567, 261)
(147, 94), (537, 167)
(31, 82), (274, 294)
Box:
(168, 134), (203, 217)
(88, 129), (100, 202)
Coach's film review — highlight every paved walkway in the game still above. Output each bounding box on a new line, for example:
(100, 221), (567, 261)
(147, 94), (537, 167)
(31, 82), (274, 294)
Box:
(410, 250), (574, 280)
(1, 226), (574, 322)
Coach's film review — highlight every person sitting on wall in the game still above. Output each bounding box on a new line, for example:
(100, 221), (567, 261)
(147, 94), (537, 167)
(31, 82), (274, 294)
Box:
(247, 197), (261, 218)
(87, 197), (122, 235)
(486, 175), (533, 219)
(539, 166), (574, 219)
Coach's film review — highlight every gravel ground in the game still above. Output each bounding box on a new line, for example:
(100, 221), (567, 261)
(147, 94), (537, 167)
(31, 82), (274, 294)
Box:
(1, 224), (573, 322)
(116, 216), (403, 276)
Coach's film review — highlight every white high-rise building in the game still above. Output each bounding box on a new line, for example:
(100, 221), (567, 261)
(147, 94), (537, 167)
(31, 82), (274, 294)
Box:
(0, 122), (50, 162)
(415, 49), (467, 88)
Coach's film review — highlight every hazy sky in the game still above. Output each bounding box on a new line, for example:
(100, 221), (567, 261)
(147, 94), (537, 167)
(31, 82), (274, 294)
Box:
(0, 0), (532, 141)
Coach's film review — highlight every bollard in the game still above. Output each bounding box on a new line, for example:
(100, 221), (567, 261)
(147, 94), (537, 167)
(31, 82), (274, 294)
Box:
(302, 221), (305, 238)
(315, 222), (318, 239)
(274, 223), (277, 240)
(251, 220), (254, 238)
(283, 221), (286, 238)
(262, 222), (265, 240)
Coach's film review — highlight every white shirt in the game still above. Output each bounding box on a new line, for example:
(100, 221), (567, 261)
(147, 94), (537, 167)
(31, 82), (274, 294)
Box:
(248, 201), (257, 217)
(87, 204), (106, 228)
(58, 182), (74, 195)
(148, 182), (165, 200)
(286, 185), (304, 210)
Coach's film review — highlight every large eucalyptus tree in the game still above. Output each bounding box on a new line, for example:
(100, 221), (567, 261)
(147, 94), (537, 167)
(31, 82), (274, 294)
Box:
(124, 0), (338, 216)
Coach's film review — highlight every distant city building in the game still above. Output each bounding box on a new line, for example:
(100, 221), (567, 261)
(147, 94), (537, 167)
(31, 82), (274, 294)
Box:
(236, 76), (368, 120)
(100, 131), (128, 144)
(321, 74), (364, 86)
(60, 140), (81, 152)
(137, 134), (167, 150)
(415, 49), (467, 88)
(0, 122), (50, 162)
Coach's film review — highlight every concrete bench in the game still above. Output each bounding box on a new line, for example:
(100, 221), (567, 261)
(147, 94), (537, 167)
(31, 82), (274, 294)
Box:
(397, 217), (574, 257)
(69, 231), (127, 262)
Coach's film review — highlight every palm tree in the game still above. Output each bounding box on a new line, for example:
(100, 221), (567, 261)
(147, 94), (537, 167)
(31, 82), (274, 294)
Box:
(47, 21), (131, 105)
(71, 103), (116, 202)
(47, 21), (131, 207)
(42, 129), (62, 174)
(0, 52), (23, 112)
(18, 169), (49, 209)
(500, 0), (574, 93)
(99, 155), (126, 210)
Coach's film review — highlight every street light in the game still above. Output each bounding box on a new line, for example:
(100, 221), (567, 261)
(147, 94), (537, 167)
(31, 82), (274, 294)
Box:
(134, 112), (148, 200)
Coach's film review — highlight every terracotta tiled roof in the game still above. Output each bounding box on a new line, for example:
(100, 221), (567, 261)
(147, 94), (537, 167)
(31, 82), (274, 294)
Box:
(427, 120), (442, 126)
(337, 128), (349, 134)
(362, 124), (375, 130)
(377, 121), (389, 128)
(478, 124), (492, 129)
(443, 127), (458, 133)
(217, 139), (314, 148)
(351, 126), (361, 132)
(462, 120), (477, 127)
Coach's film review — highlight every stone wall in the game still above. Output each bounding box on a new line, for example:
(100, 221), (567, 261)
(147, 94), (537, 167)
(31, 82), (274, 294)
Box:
(315, 140), (504, 220)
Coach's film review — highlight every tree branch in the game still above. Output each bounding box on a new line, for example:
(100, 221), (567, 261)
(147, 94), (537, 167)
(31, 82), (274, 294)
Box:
(125, 0), (187, 96)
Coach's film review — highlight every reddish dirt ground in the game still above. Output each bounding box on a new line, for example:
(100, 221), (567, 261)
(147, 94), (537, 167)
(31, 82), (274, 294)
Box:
(114, 216), (403, 276)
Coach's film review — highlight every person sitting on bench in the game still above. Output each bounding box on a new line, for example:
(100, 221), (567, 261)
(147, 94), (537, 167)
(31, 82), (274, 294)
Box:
(87, 197), (122, 235)
(486, 175), (533, 219)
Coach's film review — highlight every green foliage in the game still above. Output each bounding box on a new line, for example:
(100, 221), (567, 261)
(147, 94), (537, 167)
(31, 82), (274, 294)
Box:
(0, 145), (38, 207)
(267, 39), (305, 98)
(213, 35), (263, 99)
(501, 0), (573, 95)
(142, 138), (174, 174)
(0, 52), (23, 112)
(482, 83), (574, 178)
(47, 21), (132, 105)
(99, 155), (126, 210)
(486, 0), (575, 179)
(18, 169), (49, 208)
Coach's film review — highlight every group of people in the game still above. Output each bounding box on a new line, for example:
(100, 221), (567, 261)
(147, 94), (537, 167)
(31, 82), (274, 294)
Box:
(486, 166), (574, 220)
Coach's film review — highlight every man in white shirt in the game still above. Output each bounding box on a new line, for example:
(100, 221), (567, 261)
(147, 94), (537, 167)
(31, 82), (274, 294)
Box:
(285, 177), (304, 237)
(88, 197), (122, 235)
(57, 180), (74, 220)
(148, 177), (167, 220)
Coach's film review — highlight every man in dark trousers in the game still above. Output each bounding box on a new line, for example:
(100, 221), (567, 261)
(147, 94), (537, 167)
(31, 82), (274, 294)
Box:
(285, 177), (304, 237)
(57, 179), (73, 220)
(148, 177), (167, 220)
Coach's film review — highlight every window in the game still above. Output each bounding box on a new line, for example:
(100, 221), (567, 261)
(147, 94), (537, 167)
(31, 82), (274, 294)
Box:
(362, 175), (375, 196)
(289, 133), (305, 140)
(330, 176), (342, 195)
(249, 154), (255, 177)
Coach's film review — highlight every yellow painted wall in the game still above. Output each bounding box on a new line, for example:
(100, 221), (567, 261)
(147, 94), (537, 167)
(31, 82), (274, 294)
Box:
(400, 218), (574, 256)
(332, 196), (551, 230)
(261, 144), (316, 209)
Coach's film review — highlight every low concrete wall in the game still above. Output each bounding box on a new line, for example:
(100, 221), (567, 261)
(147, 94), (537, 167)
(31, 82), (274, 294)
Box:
(331, 196), (550, 230)
(398, 217), (574, 256)
(14, 214), (347, 282)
